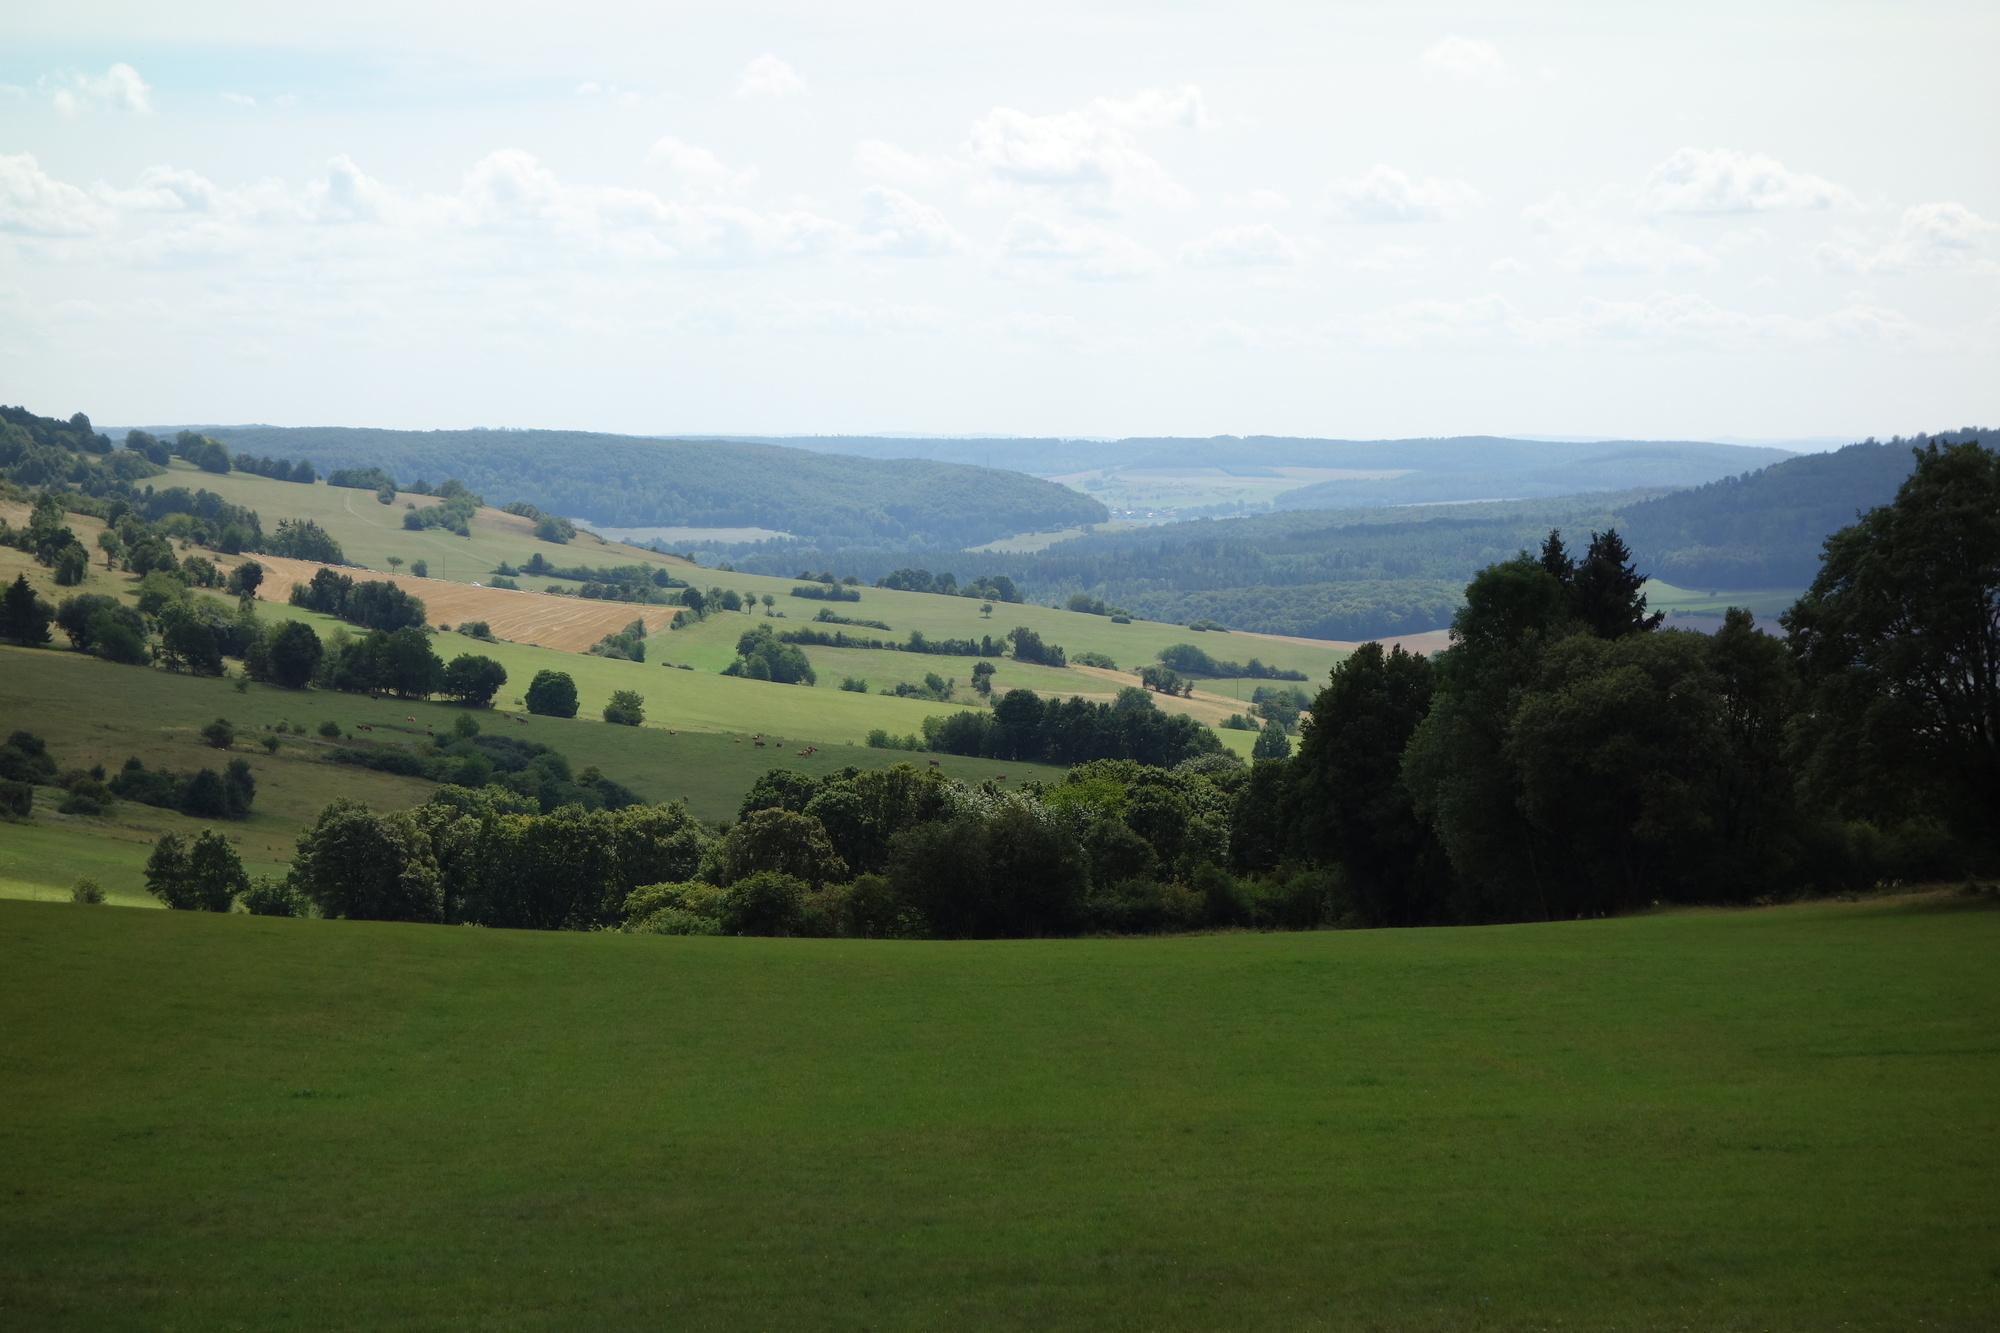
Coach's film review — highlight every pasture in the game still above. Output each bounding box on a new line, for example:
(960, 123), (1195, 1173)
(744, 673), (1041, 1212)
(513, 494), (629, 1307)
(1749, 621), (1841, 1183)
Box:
(1, 892), (1994, 1330)
(151, 464), (1355, 679)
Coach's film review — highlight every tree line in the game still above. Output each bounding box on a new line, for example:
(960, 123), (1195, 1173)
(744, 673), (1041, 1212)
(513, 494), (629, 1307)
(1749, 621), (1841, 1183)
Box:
(1262, 441), (1998, 923)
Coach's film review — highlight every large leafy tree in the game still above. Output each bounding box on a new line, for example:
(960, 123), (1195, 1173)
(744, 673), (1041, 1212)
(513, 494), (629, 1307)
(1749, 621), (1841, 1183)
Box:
(1288, 642), (1441, 925)
(1783, 439), (2000, 840)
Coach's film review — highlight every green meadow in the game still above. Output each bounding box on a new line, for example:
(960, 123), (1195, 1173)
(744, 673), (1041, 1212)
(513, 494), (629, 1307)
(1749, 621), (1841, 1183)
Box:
(1, 891), (1994, 1330)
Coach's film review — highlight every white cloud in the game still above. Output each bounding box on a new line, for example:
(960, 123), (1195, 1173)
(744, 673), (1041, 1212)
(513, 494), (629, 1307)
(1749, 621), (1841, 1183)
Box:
(1420, 35), (1512, 88)
(1488, 255), (1528, 274)
(1354, 244), (1427, 274)
(48, 63), (153, 116)
(1524, 192), (1718, 273)
(1, 149), (849, 275)
(1346, 290), (1920, 350)
(0, 153), (111, 236)
(1179, 223), (1301, 267)
(735, 54), (808, 100)
(1089, 85), (1208, 130)
(1641, 148), (1850, 214)
(221, 92), (256, 107)
(649, 136), (757, 198)
(1324, 165), (1481, 223)
(966, 88), (1202, 215)
(1227, 188), (1290, 211)
(105, 165), (224, 214)
(855, 187), (964, 257)
(853, 139), (959, 184)
(1814, 201), (1999, 275)
(997, 214), (1159, 279)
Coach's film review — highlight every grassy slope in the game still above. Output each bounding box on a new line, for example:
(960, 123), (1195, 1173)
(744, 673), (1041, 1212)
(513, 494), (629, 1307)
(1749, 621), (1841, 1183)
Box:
(2, 893), (1995, 1330)
(0, 643), (1071, 898)
(179, 464), (1349, 674)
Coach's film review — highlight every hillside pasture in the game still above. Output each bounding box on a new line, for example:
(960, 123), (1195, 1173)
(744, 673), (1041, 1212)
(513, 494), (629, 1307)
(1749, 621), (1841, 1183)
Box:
(1, 892), (1994, 1329)
(0, 641), (1071, 901)
(238, 552), (681, 651)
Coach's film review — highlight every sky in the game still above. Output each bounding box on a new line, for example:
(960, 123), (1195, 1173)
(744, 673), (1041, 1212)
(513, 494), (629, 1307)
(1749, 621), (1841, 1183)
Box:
(2, 0), (1995, 444)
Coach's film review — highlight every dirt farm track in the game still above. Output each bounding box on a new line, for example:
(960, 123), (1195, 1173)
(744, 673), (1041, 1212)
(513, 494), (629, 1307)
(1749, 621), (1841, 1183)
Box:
(237, 554), (681, 652)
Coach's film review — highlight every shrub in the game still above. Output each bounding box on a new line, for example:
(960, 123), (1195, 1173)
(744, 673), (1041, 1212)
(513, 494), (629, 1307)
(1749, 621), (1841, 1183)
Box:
(239, 878), (305, 916)
(717, 871), (808, 936)
(840, 677), (868, 692)
(70, 877), (106, 905)
(603, 690), (645, 726)
(201, 718), (236, 749)
(0, 779), (32, 819)
(525, 670), (580, 718)
(318, 720), (343, 738)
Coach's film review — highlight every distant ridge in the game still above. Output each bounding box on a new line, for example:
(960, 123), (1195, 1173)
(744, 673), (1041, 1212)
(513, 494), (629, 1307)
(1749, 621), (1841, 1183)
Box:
(693, 433), (1791, 506)
(166, 425), (1108, 548)
(1616, 427), (1999, 588)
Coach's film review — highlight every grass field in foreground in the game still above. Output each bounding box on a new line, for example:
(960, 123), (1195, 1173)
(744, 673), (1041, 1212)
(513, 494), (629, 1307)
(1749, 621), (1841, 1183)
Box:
(2, 893), (1996, 1331)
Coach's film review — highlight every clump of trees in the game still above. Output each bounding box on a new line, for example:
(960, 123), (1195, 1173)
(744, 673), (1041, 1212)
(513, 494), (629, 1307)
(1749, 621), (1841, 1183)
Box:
(289, 567), (427, 632)
(590, 619), (647, 662)
(112, 754), (257, 819)
(232, 453), (317, 483)
(724, 625), (816, 684)
(1156, 643), (1307, 681)
(402, 480), (481, 536)
(872, 568), (1023, 602)
(910, 686), (1224, 768)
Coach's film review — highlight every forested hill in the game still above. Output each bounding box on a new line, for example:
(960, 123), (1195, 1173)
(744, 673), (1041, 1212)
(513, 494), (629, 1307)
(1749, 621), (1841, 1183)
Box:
(717, 433), (1790, 497)
(732, 491), (1672, 641)
(1615, 428), (1999, 589)
(174, 427), (1107, 547)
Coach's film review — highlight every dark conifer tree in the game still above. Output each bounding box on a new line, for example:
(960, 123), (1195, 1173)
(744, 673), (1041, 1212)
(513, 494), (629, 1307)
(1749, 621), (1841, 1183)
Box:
(1569, 529), (1664, 639)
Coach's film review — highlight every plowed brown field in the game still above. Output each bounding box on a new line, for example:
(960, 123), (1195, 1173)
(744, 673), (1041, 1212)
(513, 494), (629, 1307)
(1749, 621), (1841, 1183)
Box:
(236, 554), (680, 652)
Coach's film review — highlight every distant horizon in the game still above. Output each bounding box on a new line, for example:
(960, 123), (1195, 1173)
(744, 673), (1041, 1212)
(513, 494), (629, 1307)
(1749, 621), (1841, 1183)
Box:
(103, 420), (1886, 455)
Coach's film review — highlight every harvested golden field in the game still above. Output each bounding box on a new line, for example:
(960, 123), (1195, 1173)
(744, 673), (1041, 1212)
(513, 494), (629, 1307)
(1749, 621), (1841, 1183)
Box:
(236, 553), (680, 652)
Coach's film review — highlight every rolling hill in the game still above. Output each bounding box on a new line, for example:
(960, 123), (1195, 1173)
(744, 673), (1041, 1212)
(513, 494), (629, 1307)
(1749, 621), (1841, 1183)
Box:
(713, 433), (1794, 511)
(158, 425), (1108, 546)
(1615, 428), (1998, 588)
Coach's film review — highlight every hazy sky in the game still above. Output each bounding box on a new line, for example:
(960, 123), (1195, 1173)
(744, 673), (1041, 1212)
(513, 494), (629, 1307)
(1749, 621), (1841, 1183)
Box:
(3, 1), (1994, 441)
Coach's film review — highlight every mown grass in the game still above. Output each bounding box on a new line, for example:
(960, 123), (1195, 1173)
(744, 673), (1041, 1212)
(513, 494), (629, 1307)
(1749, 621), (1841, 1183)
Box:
(1, 892), (1995, 1330)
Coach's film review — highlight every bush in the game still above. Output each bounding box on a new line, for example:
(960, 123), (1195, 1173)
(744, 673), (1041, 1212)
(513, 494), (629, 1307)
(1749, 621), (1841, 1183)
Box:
(0, 779), (32, 819)
(525, 670), (579, 718)
(319, 720), (343, 738)
(839, 677), (868, 692)
(239, 878), (304, 917)
(201, 718), (236, 749)
(603, 690), (645, 726)
(70, 877), (106, 905)
(717, 871), (808, 936)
